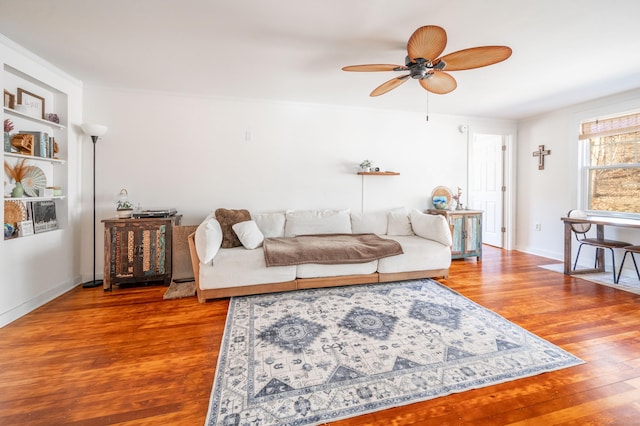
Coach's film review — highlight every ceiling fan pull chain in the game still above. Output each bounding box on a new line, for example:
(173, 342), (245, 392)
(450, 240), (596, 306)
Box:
(426, 91), (430, 122)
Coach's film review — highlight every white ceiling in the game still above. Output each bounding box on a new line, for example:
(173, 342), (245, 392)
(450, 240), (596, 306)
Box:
(2, 0), (640, 120)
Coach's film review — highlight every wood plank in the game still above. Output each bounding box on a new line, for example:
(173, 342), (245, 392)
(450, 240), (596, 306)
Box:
(2, 245), (640, 424)
(297, 273), (379, 288)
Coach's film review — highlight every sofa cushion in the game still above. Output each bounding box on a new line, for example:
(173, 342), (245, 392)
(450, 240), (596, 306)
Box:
(215, 208), (251, 248)
(377, 235), (452, 273)
(252, 212), (286, 238)
(296, 261), (378, 279)
(194, 214), (223, 264)
(410, 209), (453, 247)
(284, 208), (352, 237)
(387, 207), (414, 236)
(199, 247), (296, 289)
(232, 220), (264, 249)
(351, 210), (388, 235)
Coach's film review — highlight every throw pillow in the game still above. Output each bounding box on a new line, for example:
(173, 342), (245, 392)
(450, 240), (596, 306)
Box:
(350, 210), (389, 234)
(194, 214), (223, 264)
(284, 208), (352, 237)
(232, 220), (264, 249)
(215, 208), (251, 248)
(387, 207), (414, 236)
(252, 212), (286, 238)
(410, 209), (453, 246)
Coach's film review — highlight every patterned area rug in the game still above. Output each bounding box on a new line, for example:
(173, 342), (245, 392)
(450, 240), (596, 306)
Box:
(206, 279), (583, 425)
(540, 263), (640, 295)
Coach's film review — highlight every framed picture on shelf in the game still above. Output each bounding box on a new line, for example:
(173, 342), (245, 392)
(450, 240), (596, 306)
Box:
(18, 220), (34, 237)
(32, 200), (57, 233)
(17, 88), (45, 119)
(4, 89), (15, 108)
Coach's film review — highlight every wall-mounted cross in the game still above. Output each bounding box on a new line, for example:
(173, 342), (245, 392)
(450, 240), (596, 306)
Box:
(532, 145), (551, 170)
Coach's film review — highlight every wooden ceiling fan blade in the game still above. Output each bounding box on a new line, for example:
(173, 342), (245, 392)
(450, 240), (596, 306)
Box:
(342, 64), (407, 72)
(419, 71), (457, 94)
(439, 46), (512, 71)
(407, 25), (447, 62)
(370, 75), (410, 96)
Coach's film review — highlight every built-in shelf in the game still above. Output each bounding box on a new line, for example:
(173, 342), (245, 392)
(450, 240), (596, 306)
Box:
(3, 228), (61, 240)
(357, 171), (400, 175)
(4, 196), (65, 202)
(3, 106), (65, 130)
(4, 151), (65, 164)
(3, 74), (67, 240)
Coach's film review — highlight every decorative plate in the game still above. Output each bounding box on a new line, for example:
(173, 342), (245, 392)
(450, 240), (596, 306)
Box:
(22, 166), (47, 197)
(4, 200), (28, 227)
(431, 186), (453, 209)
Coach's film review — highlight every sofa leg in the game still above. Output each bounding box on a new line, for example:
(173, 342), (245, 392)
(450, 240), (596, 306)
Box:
(196, 287), (206, 303)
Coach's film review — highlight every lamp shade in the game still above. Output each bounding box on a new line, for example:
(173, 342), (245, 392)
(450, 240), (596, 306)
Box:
(81, 123), (108, 137)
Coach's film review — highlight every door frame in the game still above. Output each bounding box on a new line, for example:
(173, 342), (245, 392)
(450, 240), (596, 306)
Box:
(466, 125), (516, 251)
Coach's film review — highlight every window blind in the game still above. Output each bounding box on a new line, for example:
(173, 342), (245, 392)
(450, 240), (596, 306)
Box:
(579, 112), (640, 140)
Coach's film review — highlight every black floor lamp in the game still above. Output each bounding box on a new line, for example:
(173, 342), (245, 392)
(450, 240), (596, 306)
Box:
(81, 123), (108, 288)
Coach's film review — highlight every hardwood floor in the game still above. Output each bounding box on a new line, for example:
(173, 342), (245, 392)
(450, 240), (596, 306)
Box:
(2, 246), (640, 425)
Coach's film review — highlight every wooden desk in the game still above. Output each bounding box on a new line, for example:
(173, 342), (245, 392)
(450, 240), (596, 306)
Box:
(561, 215), (640, 275)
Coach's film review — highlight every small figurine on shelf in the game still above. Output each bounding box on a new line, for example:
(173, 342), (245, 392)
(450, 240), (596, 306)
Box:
(4, 119), (14, 152)
(116, 188), (134, 218)
(4, 158), (29, 198)
(359, 159), (373, 172)
(4, 223), (15, 239)
(452, 186), (464, 210)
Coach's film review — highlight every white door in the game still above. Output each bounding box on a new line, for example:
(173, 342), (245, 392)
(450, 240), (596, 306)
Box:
(468, 133), (504, 247)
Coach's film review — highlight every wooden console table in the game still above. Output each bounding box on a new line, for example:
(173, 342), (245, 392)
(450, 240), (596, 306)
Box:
(102, 215), (182, 291)
(561, 215), (640, 275)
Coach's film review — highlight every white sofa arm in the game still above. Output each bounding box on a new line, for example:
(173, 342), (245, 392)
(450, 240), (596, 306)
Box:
(410, 209), (453, 247)
(194, 214), (223, 264)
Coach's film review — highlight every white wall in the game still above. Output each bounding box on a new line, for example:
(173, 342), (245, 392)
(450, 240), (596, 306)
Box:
(516, 88), (640, 269)
(5, 32), (639, 326)
(0, 36), (83, 327)
(81, 86), (515, 282)
(0, 33), (515, 325)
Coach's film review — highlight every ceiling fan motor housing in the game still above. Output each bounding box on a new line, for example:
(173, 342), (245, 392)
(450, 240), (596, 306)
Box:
(405, 56), (445, 79)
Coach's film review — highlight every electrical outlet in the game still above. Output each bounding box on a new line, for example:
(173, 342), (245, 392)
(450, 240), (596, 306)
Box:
(535, 223), (542, 231)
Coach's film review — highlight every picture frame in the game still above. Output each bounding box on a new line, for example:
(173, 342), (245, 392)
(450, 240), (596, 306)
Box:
(18, 220), (34, 237)
(31, 200), (57, 233)
(3, 89), (15, 108)
(17, 88), (45, 119)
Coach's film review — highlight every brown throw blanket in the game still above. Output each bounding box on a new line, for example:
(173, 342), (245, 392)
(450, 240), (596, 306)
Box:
(263, 233), (403, 267)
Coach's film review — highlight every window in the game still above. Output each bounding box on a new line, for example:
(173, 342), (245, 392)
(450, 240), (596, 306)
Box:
(580, 112), (640, 215)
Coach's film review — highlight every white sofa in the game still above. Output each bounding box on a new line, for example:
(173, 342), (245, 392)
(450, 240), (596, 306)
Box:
(188, 207), (452, 302)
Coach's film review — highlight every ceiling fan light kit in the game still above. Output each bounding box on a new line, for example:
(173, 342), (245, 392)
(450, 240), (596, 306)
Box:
(343, 25), (512, 97)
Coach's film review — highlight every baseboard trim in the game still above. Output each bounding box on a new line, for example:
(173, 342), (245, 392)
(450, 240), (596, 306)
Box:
(0, 276), (80, 328)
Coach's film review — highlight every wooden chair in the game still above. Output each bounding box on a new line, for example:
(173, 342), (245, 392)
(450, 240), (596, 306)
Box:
(568, 209), (631, 283)
(617, 246), (640, 283)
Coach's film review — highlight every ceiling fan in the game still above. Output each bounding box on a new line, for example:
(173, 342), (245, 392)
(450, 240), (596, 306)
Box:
(342, 25), (512, 96)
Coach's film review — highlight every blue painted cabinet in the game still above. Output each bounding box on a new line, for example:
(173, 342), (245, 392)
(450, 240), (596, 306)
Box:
(427, 209), (482, 260)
